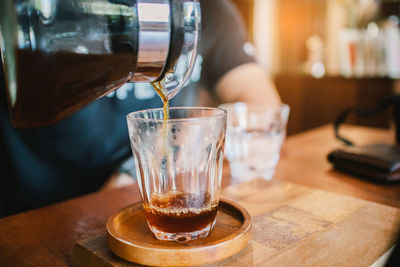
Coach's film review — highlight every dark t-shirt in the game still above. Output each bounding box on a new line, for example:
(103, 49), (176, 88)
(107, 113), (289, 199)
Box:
(0, 0), (254, 217)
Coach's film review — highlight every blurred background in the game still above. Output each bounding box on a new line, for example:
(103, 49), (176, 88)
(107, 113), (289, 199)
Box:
(229, 0), (400, 136)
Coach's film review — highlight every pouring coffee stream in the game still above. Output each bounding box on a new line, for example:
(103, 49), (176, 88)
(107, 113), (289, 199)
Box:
(151, 80), (170, 122)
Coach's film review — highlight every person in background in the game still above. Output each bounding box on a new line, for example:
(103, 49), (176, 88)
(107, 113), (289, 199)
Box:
(0, 0), (281, 217)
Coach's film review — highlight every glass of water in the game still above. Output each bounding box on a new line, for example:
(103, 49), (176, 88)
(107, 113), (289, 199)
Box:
(219, 103), (289, 183)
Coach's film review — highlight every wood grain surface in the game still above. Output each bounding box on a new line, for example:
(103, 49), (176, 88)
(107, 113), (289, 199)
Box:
(71, 179), (400, 266)
(0, 186), (141, 266)
(1, 125), (400, 266)
(222, 179), (400, 266)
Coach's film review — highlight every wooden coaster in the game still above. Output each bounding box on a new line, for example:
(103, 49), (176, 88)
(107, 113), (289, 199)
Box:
(106, 198), (251, 266)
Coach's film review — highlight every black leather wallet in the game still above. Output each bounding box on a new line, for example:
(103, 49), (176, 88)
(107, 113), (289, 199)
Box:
(327, 144), (400, 182)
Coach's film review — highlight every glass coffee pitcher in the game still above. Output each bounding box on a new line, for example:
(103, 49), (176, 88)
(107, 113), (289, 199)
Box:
(0, 0), (200, 127)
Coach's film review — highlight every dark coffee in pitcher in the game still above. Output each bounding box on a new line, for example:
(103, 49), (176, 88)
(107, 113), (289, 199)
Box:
(12, 49), (138, 127)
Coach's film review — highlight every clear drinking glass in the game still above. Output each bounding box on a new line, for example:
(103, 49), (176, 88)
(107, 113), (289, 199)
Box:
(219, 103), (290, 183)
(127, 107), (227, 242)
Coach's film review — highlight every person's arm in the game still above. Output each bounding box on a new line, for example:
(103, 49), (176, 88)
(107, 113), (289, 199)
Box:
(215, 63), (281, 108)
(199, 0), (281, 108)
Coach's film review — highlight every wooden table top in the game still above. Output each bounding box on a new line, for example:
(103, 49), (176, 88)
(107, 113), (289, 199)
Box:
(275, 124), (400, 208)
(1, 124), (400, 266)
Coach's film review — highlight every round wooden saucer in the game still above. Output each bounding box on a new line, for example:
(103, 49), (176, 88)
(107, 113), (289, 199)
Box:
(106, 198), (251, 267)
